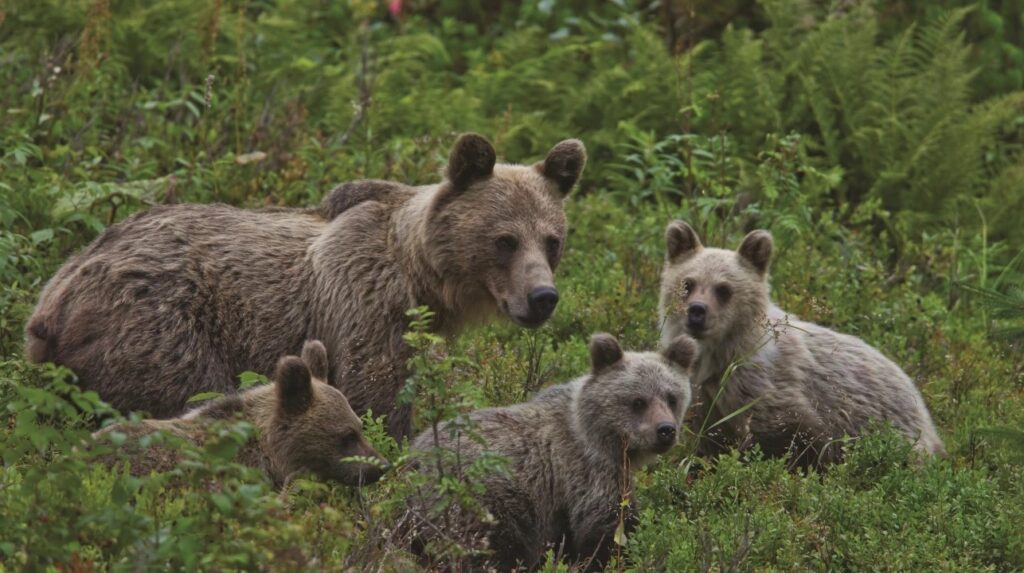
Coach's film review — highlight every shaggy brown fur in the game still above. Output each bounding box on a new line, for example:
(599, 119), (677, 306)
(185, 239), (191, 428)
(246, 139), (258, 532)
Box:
(27, 134), (586, 437)
(92, 341), (386, 487)
(319, 179), (410, 220)
(409, 333), (696, 571)
(658, 221), (944, 468)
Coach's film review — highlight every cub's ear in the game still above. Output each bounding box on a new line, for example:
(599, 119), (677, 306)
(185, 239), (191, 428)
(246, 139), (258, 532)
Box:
(665, 220), (702, 263)
(275, 356), (314, 417)
(737, 230), (773, 275)
(301, 340), (329, 384)
(589, 333), (624, 375)
(662, 335), (697, 371)
(537, 139), (587, 195)
(444, 133), (496, 191)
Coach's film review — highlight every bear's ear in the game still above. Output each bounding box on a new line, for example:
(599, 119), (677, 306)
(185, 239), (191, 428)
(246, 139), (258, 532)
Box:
(275, 356), (314, 417)
(536, 139), (587, 195)
(444, 133), (496, 191)
(665, 220), (702, 263)
(662, 334), (697, 371)
(301, 340), (329, 384)
(589, 333), (624, 374)
(737, 230), (773, 275)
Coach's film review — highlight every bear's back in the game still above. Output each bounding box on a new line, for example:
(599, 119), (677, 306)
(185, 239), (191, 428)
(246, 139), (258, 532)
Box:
(758, 306), (941, 452)
(319, 180), (416, 220)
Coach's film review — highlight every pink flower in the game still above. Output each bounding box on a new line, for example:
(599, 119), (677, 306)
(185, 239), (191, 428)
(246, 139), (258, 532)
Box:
(388, 0), (402, 18)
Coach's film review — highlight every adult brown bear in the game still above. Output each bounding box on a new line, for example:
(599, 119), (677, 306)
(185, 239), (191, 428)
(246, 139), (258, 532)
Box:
(27, 134), (586, 438)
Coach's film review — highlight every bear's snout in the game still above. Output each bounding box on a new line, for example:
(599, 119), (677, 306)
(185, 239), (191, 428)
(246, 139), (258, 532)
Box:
(687, 302), (707, 330)
(357, 459), (388, 485)
(527, 286), (559, 321)
(339, 454), (389, 487)
(656, 422), (677, 449)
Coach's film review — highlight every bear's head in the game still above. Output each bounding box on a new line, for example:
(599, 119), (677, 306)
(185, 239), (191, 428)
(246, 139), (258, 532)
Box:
(267, 340), (388, 487)
(575, 333), (696, 467)
(659, 221), (773, 348)
(424, 133), (586, 328)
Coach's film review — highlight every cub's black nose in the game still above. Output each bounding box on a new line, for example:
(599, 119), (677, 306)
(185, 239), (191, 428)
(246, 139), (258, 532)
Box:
(656, 422), (677, 446)
(527, 287), (559, 319)
(687, 303), (707, 327)
(359, 463), (385, 486)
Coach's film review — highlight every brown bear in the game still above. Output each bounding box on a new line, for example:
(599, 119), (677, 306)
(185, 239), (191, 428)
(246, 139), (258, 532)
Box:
(658, 221), (944, 468)
(26, 134), (586, 437)
(408, 333), (697, 571)
(92, 340), (387, 487)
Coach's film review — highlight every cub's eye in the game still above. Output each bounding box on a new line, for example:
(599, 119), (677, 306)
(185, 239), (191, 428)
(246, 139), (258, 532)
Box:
(681, 279), (695, 297)
(714, 284), (732, 303)
(545, 236), (561, 263)
(631, 398), (646, 412)
(495, 235), (519, 254)
(667, 394), (678, 409)
(339, 433), (357, 448)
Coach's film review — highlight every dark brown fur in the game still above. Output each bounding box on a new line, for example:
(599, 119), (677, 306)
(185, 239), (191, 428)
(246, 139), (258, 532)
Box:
(93, 341), (387, 487)
(319, 180), (412, 220)
(27, 134), (587, 437)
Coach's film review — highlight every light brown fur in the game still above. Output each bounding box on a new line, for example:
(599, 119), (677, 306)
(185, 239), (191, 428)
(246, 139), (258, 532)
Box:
(92, 341), (386, 487)
(658, 221), (944, 468)
(26, 134), (586, 437)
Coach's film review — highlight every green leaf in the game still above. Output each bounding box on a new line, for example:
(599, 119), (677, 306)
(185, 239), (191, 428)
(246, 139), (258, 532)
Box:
(292, 56), (317, 70)
(238, 371), (269, 389)
(187, 391), (224, 403)
(108, 431), (127, 447)
(29, 229), (53, 245)
(706, 396), (765, 432)
(238, 372), (270, 388)
(613, 517), (627, 546)
(210, 493), (232, 514)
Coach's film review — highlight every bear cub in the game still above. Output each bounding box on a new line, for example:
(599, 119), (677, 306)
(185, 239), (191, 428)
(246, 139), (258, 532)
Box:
(409, 333), (697, 571)
(659, 221), (944, 467)
(93, 341), (387, 488)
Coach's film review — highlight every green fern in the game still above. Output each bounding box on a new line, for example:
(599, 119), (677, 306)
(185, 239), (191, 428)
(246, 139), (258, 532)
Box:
(957, 279), (1024, 341)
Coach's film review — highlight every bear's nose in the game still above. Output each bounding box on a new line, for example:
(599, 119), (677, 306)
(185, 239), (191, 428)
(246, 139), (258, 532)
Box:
(687, 303), (707, 327)
(656, 423), (677, 446)
(359, 457), (393, 485)
(527, 287), (559, 319)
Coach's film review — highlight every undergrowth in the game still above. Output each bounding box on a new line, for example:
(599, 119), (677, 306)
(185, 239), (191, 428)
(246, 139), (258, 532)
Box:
(1, 0), (1022, 571)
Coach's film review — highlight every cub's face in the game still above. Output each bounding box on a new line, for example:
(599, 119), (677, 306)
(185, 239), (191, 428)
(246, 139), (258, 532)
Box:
(659, 221), (773, 348)
(271, 347), (387, 487)
(579, 334), (696, 466)
(427, 135), (586, 328)
(281, 384), (386, 487)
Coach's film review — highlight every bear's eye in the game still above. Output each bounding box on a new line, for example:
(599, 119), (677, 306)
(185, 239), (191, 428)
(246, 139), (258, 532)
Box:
(495, 235), (519, 254)
(714, 284), (732, 303)
(339, 432), (357, 448)
(681, 279), (695, 297)
(631, 398), (646, 412)
(667, 394), (678, 409)
(545, 236), (561, 264)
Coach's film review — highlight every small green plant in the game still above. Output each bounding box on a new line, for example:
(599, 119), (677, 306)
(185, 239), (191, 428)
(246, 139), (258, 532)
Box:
(390, 307), (508, 567)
